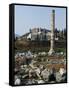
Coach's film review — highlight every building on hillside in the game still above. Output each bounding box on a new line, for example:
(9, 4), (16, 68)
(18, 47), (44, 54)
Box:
(18, 27), (62, 41)
(30, 28), (51, 41)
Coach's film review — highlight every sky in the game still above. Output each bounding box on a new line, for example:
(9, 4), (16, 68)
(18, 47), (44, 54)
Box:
(15, 5), (66, 36)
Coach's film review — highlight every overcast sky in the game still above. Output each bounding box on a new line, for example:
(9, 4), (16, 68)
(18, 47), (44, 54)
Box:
(15, 5), (66, 36)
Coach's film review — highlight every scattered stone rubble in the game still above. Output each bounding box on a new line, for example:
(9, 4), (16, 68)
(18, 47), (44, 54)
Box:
(14, 75), (21, 85)
(14, 51), (67, 85)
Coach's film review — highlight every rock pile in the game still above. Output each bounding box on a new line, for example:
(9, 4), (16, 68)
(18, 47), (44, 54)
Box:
(14, 51), (67, 85)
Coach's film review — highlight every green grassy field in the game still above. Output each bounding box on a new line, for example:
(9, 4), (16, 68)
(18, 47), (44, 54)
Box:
(15, 39), (66, 53)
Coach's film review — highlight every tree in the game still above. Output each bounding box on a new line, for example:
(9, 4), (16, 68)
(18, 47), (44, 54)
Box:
(64, 28), (66, 40)
(55, 28), (58, 38)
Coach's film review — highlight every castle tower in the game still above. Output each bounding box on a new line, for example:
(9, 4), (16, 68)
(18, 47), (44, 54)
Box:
(48, 10), (55, 55)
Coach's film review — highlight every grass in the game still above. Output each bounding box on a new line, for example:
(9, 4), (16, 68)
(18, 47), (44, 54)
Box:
(15, 39), (66, 53)
(15, 47), (66, 54)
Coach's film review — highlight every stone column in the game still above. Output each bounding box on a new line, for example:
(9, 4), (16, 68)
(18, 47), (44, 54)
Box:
(48, 10), (55, 55)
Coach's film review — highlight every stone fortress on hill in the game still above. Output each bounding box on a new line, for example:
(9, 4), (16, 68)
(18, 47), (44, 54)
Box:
(18, 27), (66, 41)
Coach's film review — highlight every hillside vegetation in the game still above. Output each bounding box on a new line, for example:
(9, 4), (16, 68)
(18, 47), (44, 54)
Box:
(15, 39), (66, 53)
